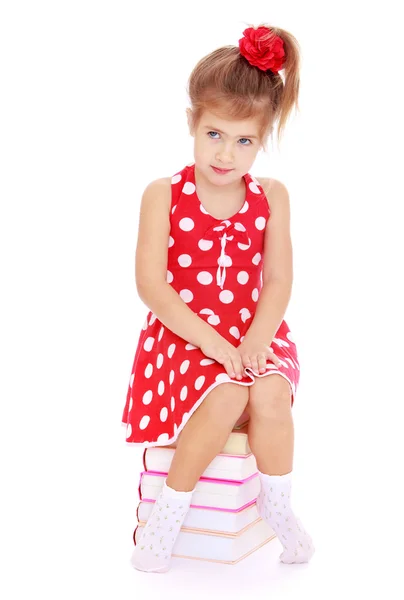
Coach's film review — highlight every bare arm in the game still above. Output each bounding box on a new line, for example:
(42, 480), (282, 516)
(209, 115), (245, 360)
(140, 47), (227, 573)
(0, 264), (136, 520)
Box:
(140, 281), (224, 349)
(135, 178), (222, 349)
(246, 179), (293, 342)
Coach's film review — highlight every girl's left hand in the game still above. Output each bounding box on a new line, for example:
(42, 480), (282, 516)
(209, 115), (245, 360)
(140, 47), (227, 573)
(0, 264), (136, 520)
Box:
(237, 337), (282, 375)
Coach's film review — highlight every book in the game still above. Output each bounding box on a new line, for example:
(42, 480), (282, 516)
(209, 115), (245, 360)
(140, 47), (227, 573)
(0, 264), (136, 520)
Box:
(143, 447), (257, 481)
(132, 415), (275, 565)
(138, 470), (260, 511)
(133, 517), (276, 565)
(166, 421), (251, 455)
(137, 497), (262, 534)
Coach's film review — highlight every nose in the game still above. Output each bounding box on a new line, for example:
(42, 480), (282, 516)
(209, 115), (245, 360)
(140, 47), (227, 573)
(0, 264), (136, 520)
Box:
(216, 144), (234, 164)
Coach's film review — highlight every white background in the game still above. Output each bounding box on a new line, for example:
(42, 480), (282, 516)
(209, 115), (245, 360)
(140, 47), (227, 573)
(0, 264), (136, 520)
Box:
(1, 1), (403, 598)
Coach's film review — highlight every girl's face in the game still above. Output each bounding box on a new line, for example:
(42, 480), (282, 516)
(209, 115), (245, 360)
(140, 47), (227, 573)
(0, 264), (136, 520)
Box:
(187, 109), (263, 185)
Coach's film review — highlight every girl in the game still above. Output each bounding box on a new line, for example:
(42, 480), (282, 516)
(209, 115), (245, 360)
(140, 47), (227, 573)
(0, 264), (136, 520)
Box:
(123, 23), (315, 573)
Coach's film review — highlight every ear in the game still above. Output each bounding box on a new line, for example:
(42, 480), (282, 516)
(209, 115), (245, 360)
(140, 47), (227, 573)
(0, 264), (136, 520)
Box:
(186, 108), (195, 137)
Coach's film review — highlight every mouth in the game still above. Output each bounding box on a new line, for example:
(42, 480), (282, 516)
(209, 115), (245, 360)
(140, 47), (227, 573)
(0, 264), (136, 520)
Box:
(211, 166), (234, 174)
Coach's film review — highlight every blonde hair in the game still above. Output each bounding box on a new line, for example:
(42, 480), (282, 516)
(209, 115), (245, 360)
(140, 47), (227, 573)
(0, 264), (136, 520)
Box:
(186, 23), (301, 151)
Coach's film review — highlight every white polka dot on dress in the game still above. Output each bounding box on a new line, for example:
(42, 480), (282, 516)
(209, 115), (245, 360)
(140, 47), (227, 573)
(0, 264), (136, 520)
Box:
(180, 360), (190, 374)
(219, 290), (234, 304)
(198, 239), (214, 251)
(143, 390), (153, 405)
(240, 200), (249, 213)
(139, 415), (150, 430)
(197, 271), (214, 285)
(255, 216), (266, 230)
(179, 289), (194, 303)
(249, 181), (261, 194)
(178, 254), (192, 267)
(182, 181), (196, 195)
(252, 252), (262, 265)
(237, 271), (249, 284)
(195, 375), (205, 390)
(143, 337), (155, 351)
(229, 326), (241, 339)
(171, 173), (182, 184)
(179, 217), (195, 232)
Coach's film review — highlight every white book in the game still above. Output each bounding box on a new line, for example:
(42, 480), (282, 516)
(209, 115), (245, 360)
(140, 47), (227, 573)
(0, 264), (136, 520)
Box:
(143, 447), (257, 481)
(166, 421), (251, 455)
(137, 498), (261, 534)
(139, 471), (261, 511)
(133, 517), (276, 564)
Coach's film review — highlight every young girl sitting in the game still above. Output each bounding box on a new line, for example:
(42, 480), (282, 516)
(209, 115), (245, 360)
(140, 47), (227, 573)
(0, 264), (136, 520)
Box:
(122, 23), (315, 573)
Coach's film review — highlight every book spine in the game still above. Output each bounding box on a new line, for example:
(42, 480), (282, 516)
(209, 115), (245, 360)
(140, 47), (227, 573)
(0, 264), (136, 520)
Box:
(141, 470), (258, 486)
(140, 497), (258, 513)
(146, 447), (253, 460)
(138, 472), (142, 501)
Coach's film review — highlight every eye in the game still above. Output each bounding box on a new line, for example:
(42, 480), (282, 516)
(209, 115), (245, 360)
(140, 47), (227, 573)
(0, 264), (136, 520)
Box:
(207, 132), (253, 145)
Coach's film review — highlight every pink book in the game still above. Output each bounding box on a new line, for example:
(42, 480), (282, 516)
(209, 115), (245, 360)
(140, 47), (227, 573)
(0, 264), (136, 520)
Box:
(138, 470), (261, 511)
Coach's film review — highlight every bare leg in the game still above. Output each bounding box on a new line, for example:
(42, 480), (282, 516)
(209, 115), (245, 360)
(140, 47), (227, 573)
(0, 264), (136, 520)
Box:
(248, 404), (294, 475)
(166, 382), (249, 491)
(131, 383), (250, 573)
(246, 375), (314, 563)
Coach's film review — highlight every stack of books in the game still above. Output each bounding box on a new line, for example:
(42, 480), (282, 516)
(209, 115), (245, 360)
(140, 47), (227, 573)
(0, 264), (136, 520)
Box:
(133, 415), (276, 565)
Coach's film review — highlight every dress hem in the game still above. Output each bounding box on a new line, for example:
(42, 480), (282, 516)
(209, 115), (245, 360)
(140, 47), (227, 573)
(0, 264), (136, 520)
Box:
(121, 368), (296, 449)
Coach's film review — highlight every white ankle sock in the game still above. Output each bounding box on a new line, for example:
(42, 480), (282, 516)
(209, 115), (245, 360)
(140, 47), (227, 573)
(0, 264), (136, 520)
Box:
(257, 470), (315, 564)
(131, 479), (195, 573)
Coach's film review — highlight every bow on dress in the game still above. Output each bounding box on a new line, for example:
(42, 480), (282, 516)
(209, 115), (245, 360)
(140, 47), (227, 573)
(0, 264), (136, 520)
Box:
(203, 221), (251, 289)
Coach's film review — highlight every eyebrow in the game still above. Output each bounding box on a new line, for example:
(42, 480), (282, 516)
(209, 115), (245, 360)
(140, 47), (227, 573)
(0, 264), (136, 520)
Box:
(203, 126), (259, 140)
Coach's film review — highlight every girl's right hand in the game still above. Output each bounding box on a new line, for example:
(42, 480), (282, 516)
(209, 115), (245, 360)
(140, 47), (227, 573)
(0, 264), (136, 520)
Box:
(200, 336), (244, 380)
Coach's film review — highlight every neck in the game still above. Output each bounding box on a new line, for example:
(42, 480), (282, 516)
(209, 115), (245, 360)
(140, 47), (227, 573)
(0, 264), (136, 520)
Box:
(194, 164), (245, 197)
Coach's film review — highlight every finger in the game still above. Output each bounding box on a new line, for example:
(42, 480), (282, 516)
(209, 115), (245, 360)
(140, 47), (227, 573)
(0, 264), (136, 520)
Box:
(226, 357), (237, 378)
(265, 345), (281, 366)
(237, 356), (244, 378)
(242, 354), (252, 368)
(258, 353), (267, 374)
(268, 351), (282, 368)
(252, 355), (260, 374)
(218, 352), (232, 378)
(226, 353), (241, 379)
(232, 354), (243, 379)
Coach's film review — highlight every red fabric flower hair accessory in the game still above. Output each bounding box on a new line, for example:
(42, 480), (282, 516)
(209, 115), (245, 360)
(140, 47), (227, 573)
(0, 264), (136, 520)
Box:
(238, 26), (285, 73)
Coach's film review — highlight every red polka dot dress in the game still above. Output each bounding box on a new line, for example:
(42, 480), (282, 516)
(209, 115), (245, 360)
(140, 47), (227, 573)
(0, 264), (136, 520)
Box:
(121, 163), (300, 447)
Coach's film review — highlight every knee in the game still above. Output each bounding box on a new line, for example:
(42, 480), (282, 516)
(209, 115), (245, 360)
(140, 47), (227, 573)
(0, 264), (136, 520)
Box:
(205, 383), (249, 420)
(248, 381), (292, 422)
